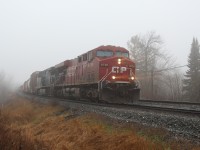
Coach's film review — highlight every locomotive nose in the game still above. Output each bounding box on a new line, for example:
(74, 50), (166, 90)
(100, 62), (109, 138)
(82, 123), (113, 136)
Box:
(99, 57), (135, 83)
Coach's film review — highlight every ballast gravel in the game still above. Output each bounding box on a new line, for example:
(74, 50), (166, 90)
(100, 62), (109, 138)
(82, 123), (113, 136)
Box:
(21, 93), (200, 144)
(59, 100), (200, 144)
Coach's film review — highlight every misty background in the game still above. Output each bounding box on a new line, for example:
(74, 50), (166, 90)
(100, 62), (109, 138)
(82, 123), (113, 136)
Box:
(0, 0), (200, 87)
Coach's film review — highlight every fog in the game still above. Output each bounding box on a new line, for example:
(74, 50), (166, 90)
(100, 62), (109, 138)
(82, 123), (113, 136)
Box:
(0, 71), (13, 103)
(0, 0), (200, 86)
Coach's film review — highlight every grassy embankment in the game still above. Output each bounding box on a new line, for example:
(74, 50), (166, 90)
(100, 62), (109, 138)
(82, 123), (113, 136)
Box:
(0, 96), (199, 150)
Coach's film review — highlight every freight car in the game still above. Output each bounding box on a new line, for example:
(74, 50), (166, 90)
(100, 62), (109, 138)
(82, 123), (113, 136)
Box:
(23, 45), (140, 103)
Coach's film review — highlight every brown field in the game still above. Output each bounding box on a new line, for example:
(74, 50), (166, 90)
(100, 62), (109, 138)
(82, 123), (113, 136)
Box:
(0, 96), (199, 150)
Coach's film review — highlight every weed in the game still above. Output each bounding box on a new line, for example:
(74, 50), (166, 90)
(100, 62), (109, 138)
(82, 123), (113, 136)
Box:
(0, 96), (199, 150)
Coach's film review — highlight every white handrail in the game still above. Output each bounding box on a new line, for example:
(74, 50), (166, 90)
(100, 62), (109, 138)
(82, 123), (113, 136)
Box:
(98, 69), (113, 92)
(98, 69), (108, 92)
(100, 71), (112, 90)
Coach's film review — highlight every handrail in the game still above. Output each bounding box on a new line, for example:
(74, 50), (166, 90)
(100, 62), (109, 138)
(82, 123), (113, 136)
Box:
(98, 69), (113, 92)
(98, 69), (108, 92)
(100, 71), (112, 90)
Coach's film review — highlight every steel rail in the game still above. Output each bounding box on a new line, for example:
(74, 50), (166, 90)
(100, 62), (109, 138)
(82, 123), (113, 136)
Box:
(139, 99), (200, 106)
(19, 92), (200, 116)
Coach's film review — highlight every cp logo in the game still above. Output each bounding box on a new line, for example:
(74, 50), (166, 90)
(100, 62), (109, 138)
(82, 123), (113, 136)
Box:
(112, 66), (127, 73)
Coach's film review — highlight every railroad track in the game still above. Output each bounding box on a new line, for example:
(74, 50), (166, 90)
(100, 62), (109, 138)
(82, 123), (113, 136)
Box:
(19, 92), (200, 116)
(139, 99), (200, 106)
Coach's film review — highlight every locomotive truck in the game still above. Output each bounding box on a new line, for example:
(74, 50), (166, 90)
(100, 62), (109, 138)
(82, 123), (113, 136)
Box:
(23, 45), (140, 103)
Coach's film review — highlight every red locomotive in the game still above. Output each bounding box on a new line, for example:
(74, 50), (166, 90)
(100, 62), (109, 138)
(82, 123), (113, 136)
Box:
(23, 45), (140, 103)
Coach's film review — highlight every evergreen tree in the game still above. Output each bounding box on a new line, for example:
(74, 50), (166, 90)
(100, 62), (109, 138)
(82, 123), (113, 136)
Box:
(183, 38), (200, 101)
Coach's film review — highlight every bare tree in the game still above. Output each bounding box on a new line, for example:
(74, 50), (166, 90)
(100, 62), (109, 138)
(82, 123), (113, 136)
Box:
(128, 31), (164, 99)
(128, 31), (163, 73)
(128, 31), (183, 101)
(153, 70), (183, 101)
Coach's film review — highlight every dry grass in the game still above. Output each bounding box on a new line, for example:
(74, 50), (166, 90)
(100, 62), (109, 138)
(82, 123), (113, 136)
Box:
(0, 96), (199, 150)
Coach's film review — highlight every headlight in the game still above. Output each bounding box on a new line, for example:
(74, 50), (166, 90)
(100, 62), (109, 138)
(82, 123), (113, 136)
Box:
(118, 58), (121, 64)
(131, 76), (134, 80)
(112, 76), (116, 80)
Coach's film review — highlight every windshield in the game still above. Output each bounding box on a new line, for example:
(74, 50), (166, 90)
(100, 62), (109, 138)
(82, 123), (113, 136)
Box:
(116, 51), (129, 58)
(97, 50), (113, 57)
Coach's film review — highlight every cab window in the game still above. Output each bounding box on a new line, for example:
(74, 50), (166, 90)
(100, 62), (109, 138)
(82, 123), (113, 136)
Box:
(122, 52), (129, 58)
(116, 51), (129, 58)
(96, 50), (113, 57)
(116, 51), (121, 56)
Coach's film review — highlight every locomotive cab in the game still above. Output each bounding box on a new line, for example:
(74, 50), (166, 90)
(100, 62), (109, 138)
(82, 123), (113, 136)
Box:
(94, 46), (140, 103)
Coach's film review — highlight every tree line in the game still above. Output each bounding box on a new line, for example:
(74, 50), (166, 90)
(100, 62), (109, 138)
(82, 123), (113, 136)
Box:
(128, 32), (200, 102)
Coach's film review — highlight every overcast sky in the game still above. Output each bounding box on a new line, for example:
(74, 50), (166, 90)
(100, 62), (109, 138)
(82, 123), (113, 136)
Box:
(0, 0), (200, 85)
